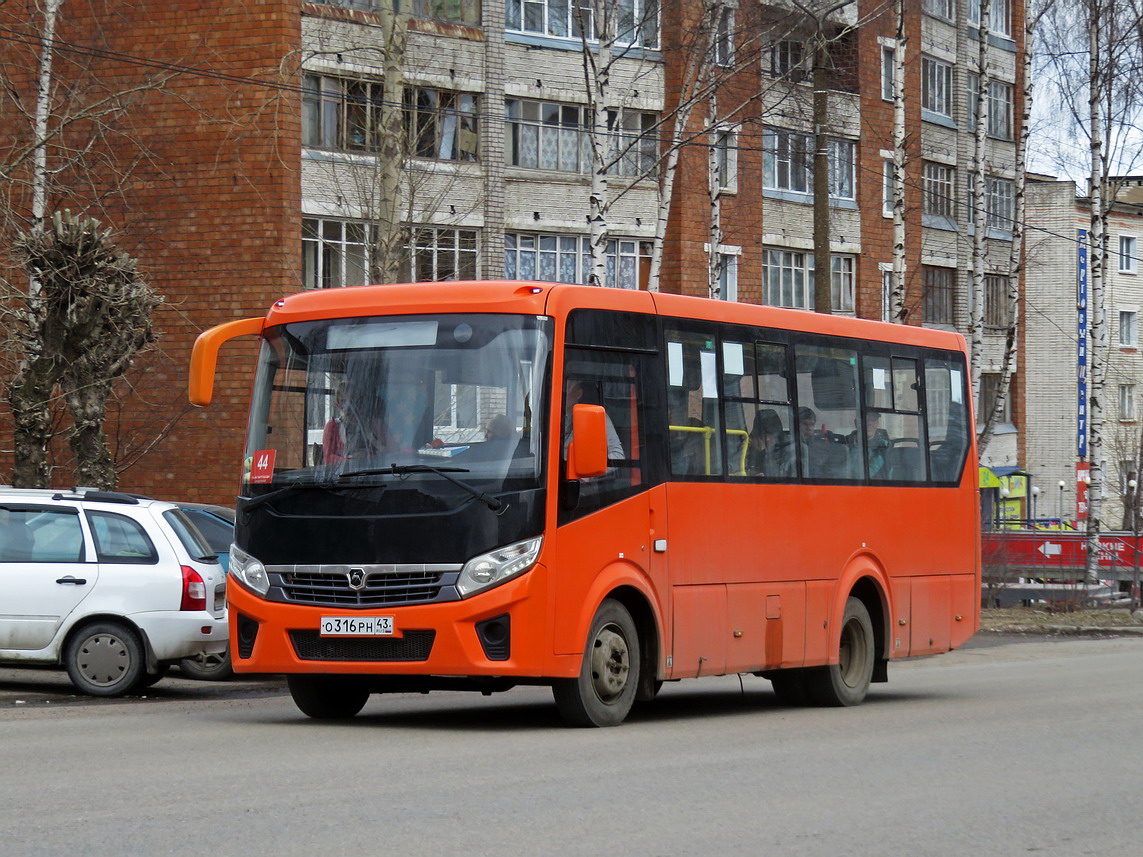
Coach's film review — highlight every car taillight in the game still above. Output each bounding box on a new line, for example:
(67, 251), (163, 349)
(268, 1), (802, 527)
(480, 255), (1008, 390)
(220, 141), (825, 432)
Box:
(181, 566), (207, 611)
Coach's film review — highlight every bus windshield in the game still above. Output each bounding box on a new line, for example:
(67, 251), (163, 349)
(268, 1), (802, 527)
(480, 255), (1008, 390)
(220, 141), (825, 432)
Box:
(244, 313), (552, 508)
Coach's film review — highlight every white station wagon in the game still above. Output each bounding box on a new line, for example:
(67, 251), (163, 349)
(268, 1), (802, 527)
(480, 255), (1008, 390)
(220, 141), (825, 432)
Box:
(0, 488), (229, 696)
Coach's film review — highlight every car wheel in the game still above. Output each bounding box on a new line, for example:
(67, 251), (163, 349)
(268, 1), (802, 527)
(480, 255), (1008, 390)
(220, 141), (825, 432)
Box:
(552, 598), (640, 727)
(178, 646), (234, 681)
(65, 621), (145, 697)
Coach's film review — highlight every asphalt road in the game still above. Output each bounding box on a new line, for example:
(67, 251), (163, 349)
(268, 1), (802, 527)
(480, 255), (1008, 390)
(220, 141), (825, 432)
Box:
(2, 633), (1141, 857)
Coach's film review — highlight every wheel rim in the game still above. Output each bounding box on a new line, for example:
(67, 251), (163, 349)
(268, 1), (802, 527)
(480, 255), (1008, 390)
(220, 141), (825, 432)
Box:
(837, 616), (871, 689)
(185, 652), (227, 671)
(589, 623), (630, 703)
(76, 633), (131, 688)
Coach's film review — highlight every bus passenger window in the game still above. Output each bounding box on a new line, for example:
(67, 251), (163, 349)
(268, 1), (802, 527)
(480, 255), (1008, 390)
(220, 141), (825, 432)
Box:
(666, 329), (723, 477)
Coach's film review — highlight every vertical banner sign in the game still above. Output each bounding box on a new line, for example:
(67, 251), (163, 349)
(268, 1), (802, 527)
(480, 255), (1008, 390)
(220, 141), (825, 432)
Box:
(1078, 226), (1088, 457)
(1077, 462), (1091, 522)
(1077, 229), (1088, 459)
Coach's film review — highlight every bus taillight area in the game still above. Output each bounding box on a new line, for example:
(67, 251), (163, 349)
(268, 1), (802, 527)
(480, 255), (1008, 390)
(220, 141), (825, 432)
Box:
(224, 560), (573, 680)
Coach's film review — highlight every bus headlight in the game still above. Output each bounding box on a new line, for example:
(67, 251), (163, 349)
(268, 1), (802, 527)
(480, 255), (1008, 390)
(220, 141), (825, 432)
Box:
(229, 545), (271, 596)
(457, 537), (542, 598)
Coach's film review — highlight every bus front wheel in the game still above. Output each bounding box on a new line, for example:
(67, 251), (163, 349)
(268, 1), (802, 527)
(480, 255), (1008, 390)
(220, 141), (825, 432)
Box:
(288, 675), (371, 719)
(805, 596), (875, 707)
(553, 598), (640, 727)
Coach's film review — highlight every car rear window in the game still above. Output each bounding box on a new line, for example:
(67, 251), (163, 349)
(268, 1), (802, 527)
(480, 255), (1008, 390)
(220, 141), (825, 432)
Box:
(163, 509), (218, 562)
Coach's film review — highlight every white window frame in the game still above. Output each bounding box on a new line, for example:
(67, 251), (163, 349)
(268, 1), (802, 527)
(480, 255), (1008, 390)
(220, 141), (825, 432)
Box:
(1120, 235), (1138, 274)
(1120, 309), (1139, 347)
(968, 0), (1012, 39)
(302, 217), (372, 290)
(923, 161), (956, 218)
(1121, 384), (1137, 421)
(713, 125), (739, 193)
(409, 226), (480, 281)
(763, 128), (811, 193)
(882, 159), (894, 217)
(763, 249), (852, 311)
(714, 6), (735, 67)
(828, 139), (856, 200)
(831, 255), (855, 313)
(504, 232), (650, 289)
(923, 0), (954, 20)
(987, 177), (1015, 231)
(506, 0), (660, 49)
(921, 57), (953, 118)
(506, 98), (589, 173)
(880, 45), (896, 102)
(880, 264), (893, 322)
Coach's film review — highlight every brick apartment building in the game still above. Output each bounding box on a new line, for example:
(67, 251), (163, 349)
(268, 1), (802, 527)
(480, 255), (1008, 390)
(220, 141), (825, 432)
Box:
(0, 0), (1024, 504)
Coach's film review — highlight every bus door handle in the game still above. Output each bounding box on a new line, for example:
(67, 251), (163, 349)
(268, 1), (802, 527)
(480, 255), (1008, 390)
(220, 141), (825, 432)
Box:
(653, 539), (667, 553)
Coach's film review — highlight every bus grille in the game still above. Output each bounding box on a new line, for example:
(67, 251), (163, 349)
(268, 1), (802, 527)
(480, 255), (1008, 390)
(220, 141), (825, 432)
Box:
(270, 563), (462, 607)
(289, 629), (436, 662)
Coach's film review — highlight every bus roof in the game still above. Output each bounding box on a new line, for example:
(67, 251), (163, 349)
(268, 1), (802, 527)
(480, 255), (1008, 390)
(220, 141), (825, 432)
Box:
(263, 281), (967, 354)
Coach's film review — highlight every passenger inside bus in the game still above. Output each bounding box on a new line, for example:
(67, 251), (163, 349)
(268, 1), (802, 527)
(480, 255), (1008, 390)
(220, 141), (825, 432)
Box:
(848, 410), (892, 479)
(746, 408), (792, 477)
(563, 379), (624, 461)
(321, 378), (395, 463)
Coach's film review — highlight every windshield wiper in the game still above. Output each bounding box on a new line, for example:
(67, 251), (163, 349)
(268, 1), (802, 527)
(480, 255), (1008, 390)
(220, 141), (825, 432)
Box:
(343, 464), (506, 513)
(242, 477), (386, 513)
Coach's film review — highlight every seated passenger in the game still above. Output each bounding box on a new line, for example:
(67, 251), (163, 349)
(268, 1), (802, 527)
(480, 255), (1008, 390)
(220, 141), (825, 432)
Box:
(747, 409), (792, 477)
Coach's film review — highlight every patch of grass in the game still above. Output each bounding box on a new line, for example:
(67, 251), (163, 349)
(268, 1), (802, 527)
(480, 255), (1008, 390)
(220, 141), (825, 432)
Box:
(981, 606), (1143, 631)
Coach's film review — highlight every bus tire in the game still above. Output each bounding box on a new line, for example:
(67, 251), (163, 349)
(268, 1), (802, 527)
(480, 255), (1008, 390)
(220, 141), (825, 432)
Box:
(287, 675), (370, 719)
(805, 596), (875, 707)
(553, 598), (640, 727)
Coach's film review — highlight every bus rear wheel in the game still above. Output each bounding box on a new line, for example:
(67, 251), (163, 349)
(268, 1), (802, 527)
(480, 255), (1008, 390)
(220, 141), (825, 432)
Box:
(805, 597), (875, 707)
(553, 598), (640, 727)
(287, 675), (371, 719)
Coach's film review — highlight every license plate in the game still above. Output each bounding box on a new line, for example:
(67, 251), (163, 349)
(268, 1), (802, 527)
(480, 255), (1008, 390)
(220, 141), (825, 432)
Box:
(319, 616), (395, 637)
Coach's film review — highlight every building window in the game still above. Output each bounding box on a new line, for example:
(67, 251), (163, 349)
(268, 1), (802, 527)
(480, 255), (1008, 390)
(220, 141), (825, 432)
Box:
(715, 252), (738, 301)
(405, 88), (478, 161)
(409, 227), (479, 281)
(978, 372), (1011, 426)
(1120, 310), (1138, 347)
(881, 267), (893, 322)
(303, 75), (385, 152)
(410, 0), (482, 26)
(923, 0), (954, 20)
(763, 249), (852, 311)
(881, 46), (896, 101)
(504, 233), (650, 289)
(302, 218), (372, 289)
(987, 177), (1015, 231)
(506, 0), (660, 49)
(923, 161), (956, 219)
(882, 160), (894, 217)
(968, 0), (1012, 38)
(713, 126), (738, 192)
(764, 248), (811, 309)
(1120, 235), (1138, 274)
(923, 266), (956, 324)
(763, 128), (810, 193)
(828, 139), (855, 200)
(506, 99), (588, 172)
(984, 274), (1011, 330)
(832, 255), (855, 313)
(770, 40), (808, 81)
(968, 75), (1014, 140)
(608, 108), (659, 177)
(1121, 384), (1137, 421)
(763, 128), (854, 199)
(714, 6), (734, 67)
(921, 57), (953, 118)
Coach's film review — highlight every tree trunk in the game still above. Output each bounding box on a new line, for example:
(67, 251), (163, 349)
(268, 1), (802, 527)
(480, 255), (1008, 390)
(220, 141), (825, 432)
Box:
(969, 0), (991, 408)
(890, 0), (907, 323)
(65, 377), (116, 489)
(8, 358), (57, 488)
(812, 34), (831, 314)
(371, 4), (407, 284)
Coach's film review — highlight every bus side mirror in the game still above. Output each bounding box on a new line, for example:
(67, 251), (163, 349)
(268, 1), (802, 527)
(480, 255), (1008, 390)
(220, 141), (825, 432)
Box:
(567, 405), (608, 480)
(188, 317), (265, 406)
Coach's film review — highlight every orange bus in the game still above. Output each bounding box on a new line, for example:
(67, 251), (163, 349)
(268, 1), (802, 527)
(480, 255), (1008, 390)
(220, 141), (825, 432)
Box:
(190, 281), (979, 726)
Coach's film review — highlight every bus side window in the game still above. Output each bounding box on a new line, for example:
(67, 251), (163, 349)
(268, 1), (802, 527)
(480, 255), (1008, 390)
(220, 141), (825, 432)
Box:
(666, 327), (724, 477)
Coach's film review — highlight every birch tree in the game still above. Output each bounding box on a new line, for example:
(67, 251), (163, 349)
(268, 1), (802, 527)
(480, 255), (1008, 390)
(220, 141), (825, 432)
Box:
(889, 0), (908, 323)
(968, 0), (992, 406)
